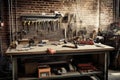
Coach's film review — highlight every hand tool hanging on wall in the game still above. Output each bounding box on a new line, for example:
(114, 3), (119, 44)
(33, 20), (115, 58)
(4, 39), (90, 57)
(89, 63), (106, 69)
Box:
(40, 21), (43, 30)
(34, 21), (38, 31)
(36, 21), (39, 35)
(56, 20), (60, 30)
(27, 21), (31, 33)
(34, 21), (36, 31)
(42, 21), (46, 31)
(39, 21), (42, 30)
(47, 21), (50, 32)
(46, 21), (49, 32)
(22, 21), (28, 34)
(49, 21), (52, 31)
(48, 21), (51, 32)
(53, 21), (56, 32)
(35, 21), (38, 31)
(30, 21), (35, 31)
(51, 20), (54, 32)
(55, 20), (57, 31)
(22, 21), (26, 30)
(38, 21), (41, 30)
(52, 21), (55, 31)
(36, 21), (40, 34)
(36, 21), (44, 37)
(45, 21), (47, 31)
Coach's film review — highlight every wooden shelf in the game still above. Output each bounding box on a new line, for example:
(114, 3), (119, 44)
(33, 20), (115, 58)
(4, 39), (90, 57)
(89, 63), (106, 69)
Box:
(18, 71), (102, 80)
(39, 61), (67, 65)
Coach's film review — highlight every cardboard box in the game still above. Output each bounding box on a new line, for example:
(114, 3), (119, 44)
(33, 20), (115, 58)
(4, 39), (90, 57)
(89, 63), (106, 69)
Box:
(38, 65), (51, 78)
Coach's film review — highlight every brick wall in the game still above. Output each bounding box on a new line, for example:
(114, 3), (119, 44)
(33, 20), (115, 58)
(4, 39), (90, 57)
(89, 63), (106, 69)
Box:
(100, 0), (114, 29)
(1, 0), (10, 53)
(2, 0), (114, 53)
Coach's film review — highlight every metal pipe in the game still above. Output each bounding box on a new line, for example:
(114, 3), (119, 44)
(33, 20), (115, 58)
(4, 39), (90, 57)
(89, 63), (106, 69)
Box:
(11, 0), (14, 41)
(8, 0), (14, 41)
(97, 0), (100, 29)
(113, 0), (116, 22)
(15, 0), (18, 33)
(8, 0), (12, 43)
(117, 0), (119, 22)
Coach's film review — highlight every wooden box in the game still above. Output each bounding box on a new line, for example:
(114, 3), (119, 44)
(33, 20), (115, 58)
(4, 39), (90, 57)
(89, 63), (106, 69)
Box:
(38, 65), (51, 78)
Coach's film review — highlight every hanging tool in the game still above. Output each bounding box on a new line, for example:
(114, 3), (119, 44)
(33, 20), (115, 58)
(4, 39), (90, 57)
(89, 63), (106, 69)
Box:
(22, 21), (27, 30)
(53, 21), (56, 31)
(31, 21), (35, 30)
(37, 21), (41, 31)
(52, 21), (54, 31)
(35, 21), (38, 31)
(38, 21), (42, 30)
(47, 21), (49, 32)
(40, 21), (43, 30)
(42, 21), (45, 30)
(36, 21), (40, 34)
(38, 21), (41, 30)
(49, 20), (52, 32)
(27, 21), (31, 33)
(56, 20), (59, 30)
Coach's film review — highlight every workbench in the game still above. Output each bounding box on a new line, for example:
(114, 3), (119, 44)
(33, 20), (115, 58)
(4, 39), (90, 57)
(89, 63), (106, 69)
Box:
(6, 42), (114, 80)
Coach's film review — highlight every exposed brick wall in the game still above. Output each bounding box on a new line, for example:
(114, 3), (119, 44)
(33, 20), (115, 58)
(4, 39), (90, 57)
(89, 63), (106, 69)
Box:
(100, 0), (114, 30)
(0, 0), (10, 54)
(2, 0), (114, 53)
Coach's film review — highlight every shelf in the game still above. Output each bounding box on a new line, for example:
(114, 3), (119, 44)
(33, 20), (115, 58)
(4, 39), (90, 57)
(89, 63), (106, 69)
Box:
(21, 14), (61, 21)
(18, 71), (102, 80)
(39, 61), (67, 65)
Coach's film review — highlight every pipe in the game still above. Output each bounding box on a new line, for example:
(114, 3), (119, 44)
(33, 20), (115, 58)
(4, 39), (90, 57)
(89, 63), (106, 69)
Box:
(116, 0), (119, 22)
(8, 0), (14, 42)
(98, 0), (100, 29)
(14, 0), (17, 40)
(11, 0), (14, 41)
(113, 0), (116, 22)
(8, 0), (12, 43)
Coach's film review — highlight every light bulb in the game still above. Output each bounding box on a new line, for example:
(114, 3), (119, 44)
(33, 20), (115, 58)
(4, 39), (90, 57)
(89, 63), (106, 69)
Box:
(1, 22), (4, 27)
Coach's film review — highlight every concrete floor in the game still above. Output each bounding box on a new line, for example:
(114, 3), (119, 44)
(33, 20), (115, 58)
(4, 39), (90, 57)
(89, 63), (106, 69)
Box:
(1, 69), (120, 80)
(18, 70), (120, 80)
(108, 69), (120, 80)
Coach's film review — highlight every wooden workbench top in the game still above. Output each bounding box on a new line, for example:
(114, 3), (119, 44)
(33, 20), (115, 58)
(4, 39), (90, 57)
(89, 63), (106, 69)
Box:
(6, 42), (114, 56)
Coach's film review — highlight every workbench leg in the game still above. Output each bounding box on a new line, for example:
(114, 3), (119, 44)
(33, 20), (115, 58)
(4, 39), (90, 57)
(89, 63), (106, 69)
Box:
(104, 52), (108, 80)
(12, 57), (17, 80)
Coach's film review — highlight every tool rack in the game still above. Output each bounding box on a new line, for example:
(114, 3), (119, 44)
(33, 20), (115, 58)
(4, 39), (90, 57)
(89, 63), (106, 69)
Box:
(16, 14), (65, 41)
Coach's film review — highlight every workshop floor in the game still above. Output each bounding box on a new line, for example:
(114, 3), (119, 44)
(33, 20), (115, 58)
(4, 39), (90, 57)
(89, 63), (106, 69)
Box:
(18, 70), (120, 80)
(1, 69), (120, 80)
(108, 69), (120, 80)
